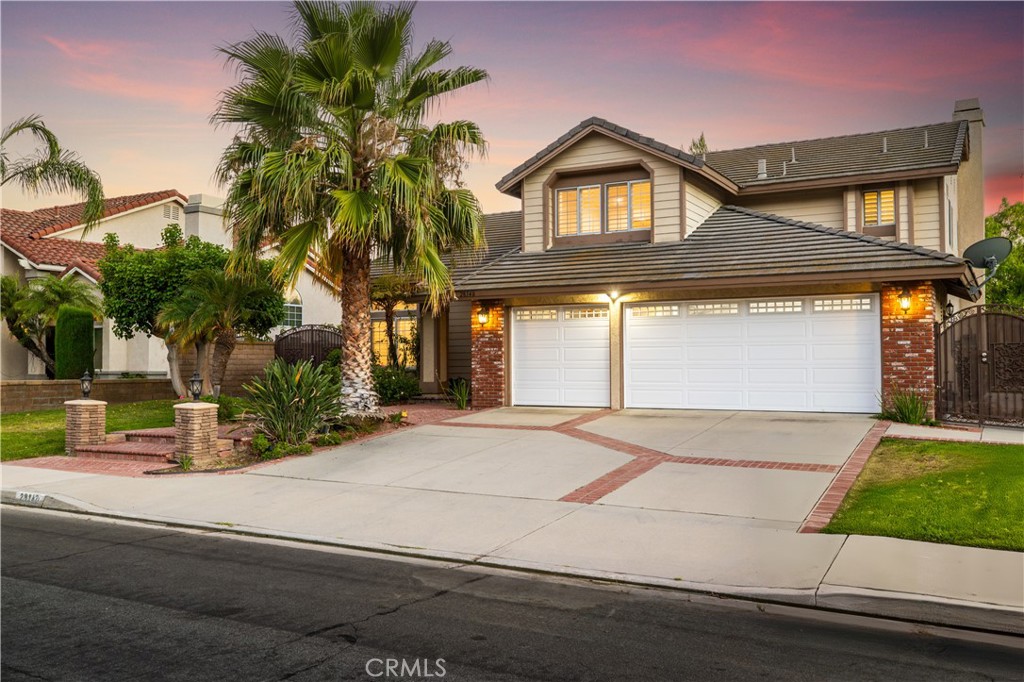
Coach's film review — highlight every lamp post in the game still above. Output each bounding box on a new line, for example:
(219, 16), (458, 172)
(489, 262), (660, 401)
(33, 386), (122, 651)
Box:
(80, 371), (93, 399)
(188, 371), (203, 401)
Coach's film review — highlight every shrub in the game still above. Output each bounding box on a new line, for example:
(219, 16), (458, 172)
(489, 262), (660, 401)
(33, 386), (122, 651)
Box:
(250, 433), (272, 458)
(243, 358), (342, 445)
(201, 394), (242, 421)
(372, 365), (421, 405)
(54, 305), (94, 379)
(315, 430), (344, 446)
(444, 377), (470, 410)
(876, 385), (932, 425)
(261, 442), (313, 461)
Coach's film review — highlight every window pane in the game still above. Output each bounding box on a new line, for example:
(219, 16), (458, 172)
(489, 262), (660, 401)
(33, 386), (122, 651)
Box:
(863, 191), (879, 225)
(579, 186), (601, 234)
(371, 320), (388, 365)
(631, 180), (652, 229)
(879, 189), (895, 224)
(606, 184), (629, 232)
(556, 189), (578, 236)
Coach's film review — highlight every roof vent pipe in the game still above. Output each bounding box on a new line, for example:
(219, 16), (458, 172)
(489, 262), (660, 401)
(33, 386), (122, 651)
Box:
(791, 147), (797, 163)
(757, 158), (767, 179)
(924, 130), (929, 149)
(782, 160), (787, 176)
(882, 137), (888, 153)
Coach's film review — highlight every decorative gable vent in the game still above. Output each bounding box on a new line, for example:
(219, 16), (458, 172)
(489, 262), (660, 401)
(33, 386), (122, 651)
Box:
(163, 204), (180, 221)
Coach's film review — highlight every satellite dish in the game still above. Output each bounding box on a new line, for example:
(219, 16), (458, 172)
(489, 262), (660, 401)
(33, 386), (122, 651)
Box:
(962, 236), (1014, 297)
(963, 236), (1012, 270)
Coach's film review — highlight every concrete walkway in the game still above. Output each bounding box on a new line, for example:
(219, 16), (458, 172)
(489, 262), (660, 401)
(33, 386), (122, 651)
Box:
(3, 407), (1021, 634)
(886, 421), (1024, 445)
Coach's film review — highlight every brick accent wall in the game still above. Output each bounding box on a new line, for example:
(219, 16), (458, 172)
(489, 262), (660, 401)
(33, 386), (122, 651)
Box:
(65, 400), (107, 455)
(470, 301), (505, 408)
(179, 340), (275, 397)
(881, 282), (937, 418)
(1, 379), (175, 414)
(173, 402), (220, 465)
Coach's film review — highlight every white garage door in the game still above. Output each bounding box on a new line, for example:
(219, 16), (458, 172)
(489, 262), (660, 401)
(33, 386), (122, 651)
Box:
(511, 306), (610, 407)
(624, 295), (881, 413)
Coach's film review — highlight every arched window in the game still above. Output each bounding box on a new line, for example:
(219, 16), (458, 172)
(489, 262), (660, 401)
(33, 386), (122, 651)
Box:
(283, 290), (303, 328)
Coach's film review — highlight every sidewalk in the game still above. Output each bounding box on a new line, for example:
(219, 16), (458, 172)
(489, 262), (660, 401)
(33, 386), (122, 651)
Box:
(2, 413), (1022, 635)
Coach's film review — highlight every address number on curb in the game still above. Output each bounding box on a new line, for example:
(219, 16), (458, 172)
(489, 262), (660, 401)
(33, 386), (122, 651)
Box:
(15, 491), (45, 505)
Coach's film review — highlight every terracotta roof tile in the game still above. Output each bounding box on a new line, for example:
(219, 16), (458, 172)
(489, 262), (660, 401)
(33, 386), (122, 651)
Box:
(27, 189), (186, 238)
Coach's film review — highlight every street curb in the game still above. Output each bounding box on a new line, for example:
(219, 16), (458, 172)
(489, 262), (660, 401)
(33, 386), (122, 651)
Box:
(3, 493), (1021, 637)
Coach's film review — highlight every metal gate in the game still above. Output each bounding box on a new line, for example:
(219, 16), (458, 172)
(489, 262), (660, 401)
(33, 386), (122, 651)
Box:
(274, 325), (343, 365)
(935, 305), (1024, 424)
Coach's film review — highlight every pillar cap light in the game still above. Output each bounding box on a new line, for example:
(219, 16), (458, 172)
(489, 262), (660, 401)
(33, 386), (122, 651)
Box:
(188, 370), (203, 401)
(80, 371), (93, 399)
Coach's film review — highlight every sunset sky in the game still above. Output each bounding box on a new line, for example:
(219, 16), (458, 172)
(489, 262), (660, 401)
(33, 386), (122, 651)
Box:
(2, 1), (1021, 218)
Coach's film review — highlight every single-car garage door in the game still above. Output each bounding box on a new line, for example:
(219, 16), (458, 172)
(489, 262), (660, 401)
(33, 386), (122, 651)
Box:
(624, 295), (881, 413)
(511, 306), (610, 407)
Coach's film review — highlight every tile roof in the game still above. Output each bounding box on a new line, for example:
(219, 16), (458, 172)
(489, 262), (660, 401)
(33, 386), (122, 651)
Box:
(497, 117), (968, 196)
(454, 206), (974, 296)
(0, 190), (183, 277)
(704, 121), (967, 187)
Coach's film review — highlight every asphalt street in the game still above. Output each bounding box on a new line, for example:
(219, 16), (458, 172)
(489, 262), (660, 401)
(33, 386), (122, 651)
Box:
(2, 507), (1020, 681)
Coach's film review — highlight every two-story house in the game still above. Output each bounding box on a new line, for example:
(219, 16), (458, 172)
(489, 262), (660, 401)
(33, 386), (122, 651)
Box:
(418, 99), (985, 416)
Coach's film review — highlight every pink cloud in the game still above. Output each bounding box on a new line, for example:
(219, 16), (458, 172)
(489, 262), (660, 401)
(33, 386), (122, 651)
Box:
(985, 173), (1024, 215)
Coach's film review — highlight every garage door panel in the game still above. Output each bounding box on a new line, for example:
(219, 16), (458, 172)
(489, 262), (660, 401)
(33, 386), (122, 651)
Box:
(516, 347), (561, 363)
(564, 347), (608, 363)
(625, 295), (880, 413)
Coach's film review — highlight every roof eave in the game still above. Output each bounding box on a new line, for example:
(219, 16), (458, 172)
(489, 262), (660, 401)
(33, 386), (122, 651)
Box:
(733, 164), (961, 195)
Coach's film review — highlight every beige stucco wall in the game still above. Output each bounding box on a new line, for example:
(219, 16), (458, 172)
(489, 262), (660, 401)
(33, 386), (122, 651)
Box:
(520, 132), (682, 252)
(736, 189), (844, 229)
(54, 201), (182, 249)
(1, 246), (28, 379)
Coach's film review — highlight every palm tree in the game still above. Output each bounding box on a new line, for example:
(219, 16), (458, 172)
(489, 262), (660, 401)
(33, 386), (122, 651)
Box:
(1, 274), (102, 376)
(1, 115), (105, 229)
(214, 1), (488, 416)
(157, 268), (284, 395)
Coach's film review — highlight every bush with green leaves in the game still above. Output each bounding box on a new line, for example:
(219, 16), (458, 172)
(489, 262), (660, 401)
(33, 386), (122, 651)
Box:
(243, 358), (342, 445)
(444, 377), (470, 410)
(54, 305), (94, 379)
(372, 365), (421, 405)
(201, 394), (242, 421)
(876, 385), (934, 425)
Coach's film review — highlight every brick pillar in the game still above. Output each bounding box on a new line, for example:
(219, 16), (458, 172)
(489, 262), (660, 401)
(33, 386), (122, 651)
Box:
(471, 300), (505, 409)
(881, 282), (937, 419)
(173, 402), (219, 465)
(65, 400), (107, 455)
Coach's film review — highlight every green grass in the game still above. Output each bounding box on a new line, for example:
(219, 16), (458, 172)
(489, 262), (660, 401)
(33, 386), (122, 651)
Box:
(1, 399), (179, 462)
(823, 438), (1024, 552)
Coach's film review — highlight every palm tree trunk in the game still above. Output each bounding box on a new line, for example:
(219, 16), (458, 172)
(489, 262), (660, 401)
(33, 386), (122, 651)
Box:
(165, 339), (187, 398)
(340, 245), (380, 416)
(195, 340), (213, 395)
(210, 329), (237, 396)
(384, 303), (399, 367)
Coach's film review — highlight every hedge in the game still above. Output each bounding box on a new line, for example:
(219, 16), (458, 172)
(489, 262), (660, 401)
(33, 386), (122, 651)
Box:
(55, 305), (94, 379)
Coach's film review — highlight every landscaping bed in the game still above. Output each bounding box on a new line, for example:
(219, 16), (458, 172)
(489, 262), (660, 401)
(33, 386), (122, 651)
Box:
(823, 437), (1024, 552)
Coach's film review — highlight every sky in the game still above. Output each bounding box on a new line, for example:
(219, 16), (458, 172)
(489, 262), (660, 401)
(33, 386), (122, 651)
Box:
(2, 1), (1022, 219)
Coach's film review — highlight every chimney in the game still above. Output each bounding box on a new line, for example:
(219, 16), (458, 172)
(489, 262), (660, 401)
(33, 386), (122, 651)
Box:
(952, 98), (985, 261)
(757, 158), (767, 179)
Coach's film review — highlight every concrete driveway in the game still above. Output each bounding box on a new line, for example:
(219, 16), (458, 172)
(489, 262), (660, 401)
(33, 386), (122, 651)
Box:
(261, 407), (875, 528)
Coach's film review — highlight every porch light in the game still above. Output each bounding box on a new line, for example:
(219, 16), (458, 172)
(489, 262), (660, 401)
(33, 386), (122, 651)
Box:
(188, 371), (203, 401)
(80, 371), (92, 399)
(944, 301), (955, 320)
(898, 287), (913, 313)
(476, 306), (490, 326)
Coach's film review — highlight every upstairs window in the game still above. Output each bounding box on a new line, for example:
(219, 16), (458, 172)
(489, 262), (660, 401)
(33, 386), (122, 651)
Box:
(863, 189), (895, 227)
(283, 290), (303, 327)
(556, 179), (652, 237)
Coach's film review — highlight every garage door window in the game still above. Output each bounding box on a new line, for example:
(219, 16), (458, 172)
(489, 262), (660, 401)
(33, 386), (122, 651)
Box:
(515, 308), (557, 321)
(565, 307), (609, 319)
(749, 300), (803, 314)
(630, 304), (680, 318)
(813, 297), (873, 312)
(688, 302), (738, 316)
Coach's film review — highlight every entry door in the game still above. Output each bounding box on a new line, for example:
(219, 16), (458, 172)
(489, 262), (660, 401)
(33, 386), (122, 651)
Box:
(624, 295), (881, 412)
(511, 306), (610, 407)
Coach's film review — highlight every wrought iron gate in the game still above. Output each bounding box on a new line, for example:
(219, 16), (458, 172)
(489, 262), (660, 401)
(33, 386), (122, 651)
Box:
(935, 305), (1024, 424)
(274, 325), (343, 365)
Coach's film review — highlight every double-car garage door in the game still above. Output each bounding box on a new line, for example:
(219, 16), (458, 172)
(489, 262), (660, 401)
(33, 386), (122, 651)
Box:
(511, 295), (881, 413)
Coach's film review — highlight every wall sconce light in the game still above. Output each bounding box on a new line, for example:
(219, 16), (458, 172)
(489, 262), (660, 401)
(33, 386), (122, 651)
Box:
(80, 371), (93, 399)
(944, 301), (955, 320)
(607, 290), (620, 303)
(476, 306), (490, 326)
(898, 287), (912, 313)
(188, 370), (203, 401)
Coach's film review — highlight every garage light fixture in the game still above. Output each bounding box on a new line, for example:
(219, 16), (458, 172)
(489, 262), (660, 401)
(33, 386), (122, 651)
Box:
(898, 287), (912, 313)
(607, 290), (620, 302)
(476, 306), (490, 326)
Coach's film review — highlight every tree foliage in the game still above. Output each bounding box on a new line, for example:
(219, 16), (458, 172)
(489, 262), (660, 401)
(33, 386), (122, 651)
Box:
(1, 114), (105, 230)
(54, 305), (94, 379)
(214, 0), (488, 415)
(688, 132), (708, 157)
(983, 199), (1024, 308)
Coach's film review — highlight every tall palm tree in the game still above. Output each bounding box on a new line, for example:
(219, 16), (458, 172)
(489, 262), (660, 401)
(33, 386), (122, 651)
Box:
(157, 268), (284, 395)
(214, 0), (488, 416)
(1, 274), (102, 376)
(1, 115), (105, 229)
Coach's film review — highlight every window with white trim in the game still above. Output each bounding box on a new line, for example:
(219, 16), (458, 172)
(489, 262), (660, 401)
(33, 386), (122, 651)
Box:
(630, 304), (679, 318)
(813, 297), (873, 312)
(749, 300), (803, 314)
(515, 308), (557, 321)
(283, 290), (303, 327)
(688, 302), (738, 316)
(556, 179), (652, 236)
(565, 307), (609, 320)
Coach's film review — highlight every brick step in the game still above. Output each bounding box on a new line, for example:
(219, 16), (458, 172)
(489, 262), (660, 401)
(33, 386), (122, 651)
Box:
(74, 441), (177, 463)
(119, 424), (253, 444)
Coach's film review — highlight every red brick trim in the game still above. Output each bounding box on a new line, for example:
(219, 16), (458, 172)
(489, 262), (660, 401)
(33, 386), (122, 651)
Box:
(880, 282), (937, 419)
(798, 420), (889, 533)
(470, 301), (506, 408)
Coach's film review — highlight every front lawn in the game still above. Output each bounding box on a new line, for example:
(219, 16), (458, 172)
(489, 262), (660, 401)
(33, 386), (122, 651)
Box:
(1, 399), (179, 462)
(823, 438), (1024, 552)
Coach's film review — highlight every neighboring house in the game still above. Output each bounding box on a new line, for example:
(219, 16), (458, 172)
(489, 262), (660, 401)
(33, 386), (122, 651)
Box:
(414, 98), (986, 416)
(1, 190), (338, 380)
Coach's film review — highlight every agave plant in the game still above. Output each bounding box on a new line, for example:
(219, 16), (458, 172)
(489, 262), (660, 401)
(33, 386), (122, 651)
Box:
(243, 358), (343, 445)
